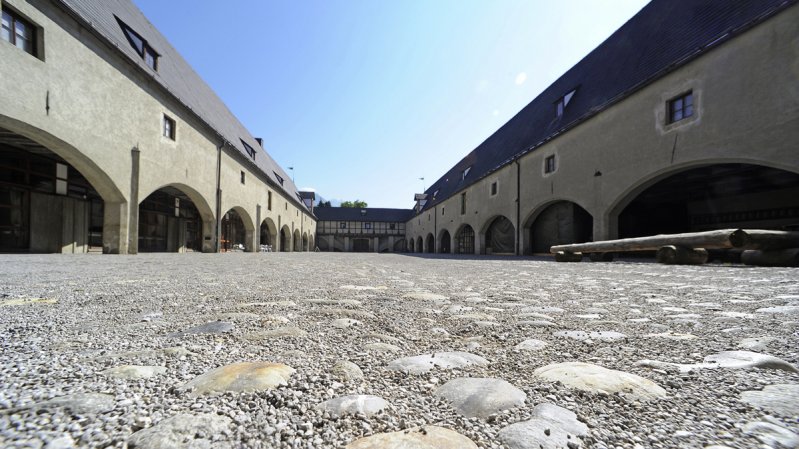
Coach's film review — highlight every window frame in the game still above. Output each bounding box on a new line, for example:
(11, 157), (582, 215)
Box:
(460, 192), (466, 215)
(1, 7), (37, 57)
(162, 114), (176, 140)
(490, 181), (498, 196)
(240, 171), (245, 185)
(668, 91), (693, 124)
(544, 155), (556, 174)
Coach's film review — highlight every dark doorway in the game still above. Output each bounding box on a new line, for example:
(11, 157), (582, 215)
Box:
(619, 164), (799, 238)
(439, 230), (451, 253)
(221, 209), (246, 251)
(139, 187), (203, 252)
(280, 228), (290, 252)
(353, 238), (370, 252)
(485, 216), (515, 254)
(425, 234), (435, 253)
(456, 225), (475, 254)
(0, 129), (104, 253)
(529, 202), (593, 254)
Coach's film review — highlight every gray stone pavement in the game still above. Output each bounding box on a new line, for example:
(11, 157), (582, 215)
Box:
(0, 253), (797, 448)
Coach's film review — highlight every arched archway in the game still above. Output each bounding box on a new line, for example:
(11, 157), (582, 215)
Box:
(0, 119), (126, 253)
(438, 229), (451, 253)
(483, 215), (515, 255)
(302, 232), (309, 251)
(613, 163), (799, 238)
(138, 184), (215, 253)
(408, 238), (415, 252)
(416, 236), (423, 253)
(260, 218), (277, 251)
(425, 233), (435, 253)
(525, 201), (593, 254)
(293, 229), (301, 252)
(221, 207), (254, 251)
(455, 224), (475, 254)
(280, 225), (291, 252)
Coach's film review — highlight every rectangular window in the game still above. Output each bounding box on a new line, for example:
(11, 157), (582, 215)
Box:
(339, 222), (347, 229)
(2, 8), (36, 56)
(545, 155), (556, 174)
(389, 223), (396, 230)
(267, 191), (272, 210)
(163, 115), (175, 140)
(442, 207), (445, 215)
(240, 171), (245, 184)
(491, 181), (497, 196)
(668, 91), (693, 123)
(364, 223), (372, 229)
(460, 192), (466, 215)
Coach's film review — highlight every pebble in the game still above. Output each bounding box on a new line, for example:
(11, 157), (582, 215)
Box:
(178, 362), (294, 396)
(434, 377), (526, 418)
(534, 362), (667, 401)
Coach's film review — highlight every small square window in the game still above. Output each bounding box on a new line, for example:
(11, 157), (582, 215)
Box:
(163, 115), (175, 140)
(2, 8), (37, 57)
(545, 155), (556, 174)
(668, 91), (693, 124)
(460, 192), (466, 215)
(340, 222), (347, 229)
(240, 171), (245, 184)
(268, 191), (272, 210)
(491, 181), (497, 196)
(364, 223), (372, 229)
(442, 207), (445, 215)
(389, 223), (396, 230)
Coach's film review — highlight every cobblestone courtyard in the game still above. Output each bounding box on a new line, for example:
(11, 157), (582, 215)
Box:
(1, 253), (797, 448)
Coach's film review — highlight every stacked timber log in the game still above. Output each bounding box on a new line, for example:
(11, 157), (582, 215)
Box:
(550, 229), (799, 267)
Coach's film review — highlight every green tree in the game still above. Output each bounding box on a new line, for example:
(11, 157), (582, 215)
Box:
(316, 200), (331, 208)
(341, 200), (367, 208)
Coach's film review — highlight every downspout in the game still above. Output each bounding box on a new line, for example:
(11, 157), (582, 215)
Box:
(215, 142), (223, 252)
(434, 205), (437, 253)
(515, 159), (521, 256)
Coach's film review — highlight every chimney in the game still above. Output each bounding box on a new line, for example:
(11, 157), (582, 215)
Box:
(255, 137), (264, 147)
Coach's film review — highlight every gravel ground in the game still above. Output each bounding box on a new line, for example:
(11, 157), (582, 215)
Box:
(0, 252), (797, 448)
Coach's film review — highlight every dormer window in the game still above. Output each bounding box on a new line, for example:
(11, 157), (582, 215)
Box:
(555, 89), (576, 118)
(116, 17), (159, 71)
(432, 189), (439, 200)
(240, 140), (256, 160)
(274, 172), (284, 186)
(462, 166), (471, 180)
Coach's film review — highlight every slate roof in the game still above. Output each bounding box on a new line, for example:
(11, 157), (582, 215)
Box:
(418, 0), (796, 213)
(315, 207), (414, 223)
(53, 0), (306, 210)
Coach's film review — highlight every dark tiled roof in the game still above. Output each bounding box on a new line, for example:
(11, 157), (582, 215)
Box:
(55, 0), (306, 210)
(315, 207), (414, 222)
(419, 0), (795, 213)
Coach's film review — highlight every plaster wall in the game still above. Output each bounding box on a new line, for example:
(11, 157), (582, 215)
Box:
(0, 0), (315, 253)
(407, 5), (799, 254)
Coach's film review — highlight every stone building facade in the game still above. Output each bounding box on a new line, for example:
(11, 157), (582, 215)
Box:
(405, 0), (799, 255)
(0, 0), (315, 254)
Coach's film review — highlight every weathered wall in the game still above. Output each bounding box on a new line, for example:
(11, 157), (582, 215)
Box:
(407, 5), (799, 254)
(0, 0), (315, 253)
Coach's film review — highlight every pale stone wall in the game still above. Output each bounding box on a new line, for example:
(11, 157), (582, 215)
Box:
(0, 0), (315, 253)
(407, 6), (799, 254)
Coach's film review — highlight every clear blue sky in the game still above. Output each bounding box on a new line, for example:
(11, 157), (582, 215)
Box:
(133, 0), (649, 208)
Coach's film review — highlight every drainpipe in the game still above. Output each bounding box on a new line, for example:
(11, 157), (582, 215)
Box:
(515, 159), (521, 256)
(215, 142), (223, 252)
(434, 205), (437, 253)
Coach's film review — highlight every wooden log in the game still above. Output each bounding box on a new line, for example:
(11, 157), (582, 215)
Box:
(656, 246), (708, 265)
(589, 252), (614, 262)
(738, 230), (799, 251)
(741, 248), (799, 267)
(555, 251), (583, 262)
(550, 229), (746, 254)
